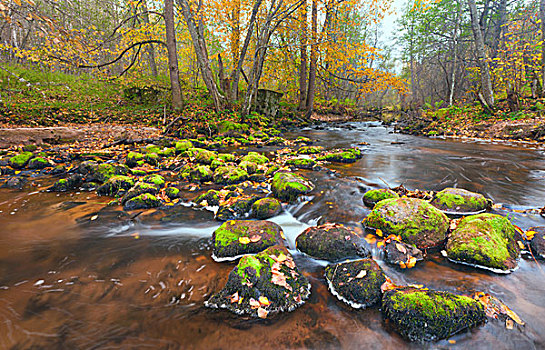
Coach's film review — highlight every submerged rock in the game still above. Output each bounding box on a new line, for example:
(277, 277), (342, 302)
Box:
(296, 223), (370, 262)
(195, 189), (220, 207)
(528, 227), (545, 259)
(362, 188), (399, 207)
(430, 188), (491, 214)
(324, 259), (385, 309)
(205, 245), (310, 317)
(213, 166), (248, 185)
(251, 197), (282, 219)
(212, 220), (286, 261)
(49, 174), (83, 192)
(446, 213), (520, 272)
(271, 172), (314, 203)
(384, 239), (423, 268)
(382, 288), (486, 342)
(1, 176), (26, 190)
(363, 197), (449, 250)
(123, 193), (160, 210)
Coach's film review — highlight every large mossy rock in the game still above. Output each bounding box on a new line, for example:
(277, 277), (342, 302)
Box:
(324, 259), (385, 309)
(189, 148), (217, 165)
(27, 157), (50, 170)
(317, 148), (362, 163)
(251, 197), (282, 219)
(216, 195), (260, 221)
(446, 213), (520, 272)
(213, 166), (248, 185)
(77, 161), (129, 183)
(195, 189), (220, 207)
(205, 245), (310, 318)
(430, 188), (491, 214)
(364, 197), (449, 250)
(286, 158), (316, 170)
(382, 288), (486, 342)
(240, 152), (268, 165)
(528, 227), (545, 259)
(271, 172), (314, 203)
(212, 220), (286, 261)
(49, 174), (83, 192)
(297, 146), (324, 155)
(217, 120), (249, 137)
(97, 175), (135, 196)
(123, 193), (160, 210)
(122, 181), (159, 203)
(362, 188), (399, 207)
(8, 151), (33, 169)
(296, 223), (370, 262)
(190, 165), (213, 182)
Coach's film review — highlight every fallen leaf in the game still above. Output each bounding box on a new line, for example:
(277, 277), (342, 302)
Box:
(90, 214), (98, 221)
(229, 291), (239, 303)
(375, 229), (383, 237)
(275, 252), (287, 262)
(395, 243), (407, 254)
(355, 270), (367, 279)
(259, 296), (271, 306)
(249, 234), (262, 242)
(525, 230), (536, 240)
(239, 237), (251, 244)
(249, 298), (260, 309)
(448, 340), (456, 344)
(406, 256), (417, 268)
(506, 319), (514, 330)
(257, 307), (268, 319)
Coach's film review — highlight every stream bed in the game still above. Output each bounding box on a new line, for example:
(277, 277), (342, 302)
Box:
(1, 121), (544, 349)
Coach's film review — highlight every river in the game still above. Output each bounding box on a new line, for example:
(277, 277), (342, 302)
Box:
(0, 121), (544, 349)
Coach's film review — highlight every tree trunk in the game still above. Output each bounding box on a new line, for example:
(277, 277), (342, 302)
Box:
(165, 0), (183, 109)
(142, 0), (158, 77)
(467, 0), (494, 109)
(305, 0), (317, 115)
(298, 0), (308, 110)
(449, 3), (460, 106)
(178, 0), (224, 111)
(541, 0), (545, 97)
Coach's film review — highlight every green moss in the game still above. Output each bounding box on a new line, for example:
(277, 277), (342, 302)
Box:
(294, 136), (312, 144)
(210, 159), (225, 170)
(189, 148), (217, 165)
(190, 165), (213, 182)
(241, 152), (268, 165)
(9, 151), (33, 169)
(175, 140), (193, 152)
(145, 152), (159, 165)
(271, 172), (314, 202)
(432, 188), (491, 213)
(131, 168), (147, 176)
(214, 220), (250, 247)
(27, 157), (49, 169)
(95, 163), (128, 182)
(286, 158), (316, 169)
(143, 174), (165, 187)
(217, 120), (250, 135)
(195, 189), (220, 206)
(213, 166), (248, 184)
(144, 144), (161, 154)
(446, 213), (519, 270)
(297, 146), (324, 155)
(123, 193), (160, 210)
(252, 197), (282, 219)
(362, 189), (399, 207)
(217, 153), (236, 162)
(158, 147), (175, 157)
(389, 290), (478, 319)
(317, 149), (361, 163)
(239, 160), (257, 174)
(165, 186), (180, 199)
(236, 255), (264, 282)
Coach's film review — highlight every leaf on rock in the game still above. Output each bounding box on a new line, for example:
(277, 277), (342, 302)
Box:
(259, 296), (271, 306)
(257, 307), (268, 319)
(239, 237), (251, 244)
(395, 243), (407, 254)
(355, 270), (367, 279)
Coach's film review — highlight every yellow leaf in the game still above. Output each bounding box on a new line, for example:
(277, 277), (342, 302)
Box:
(239, 237), (251, 244)
(375, 229), (383, 237)
(258, 296), (270, 306)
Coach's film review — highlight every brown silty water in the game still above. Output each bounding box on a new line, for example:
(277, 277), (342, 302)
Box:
(0, 122), (544, 349)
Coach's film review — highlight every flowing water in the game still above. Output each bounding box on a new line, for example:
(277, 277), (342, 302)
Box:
(1, 121), (544, 349)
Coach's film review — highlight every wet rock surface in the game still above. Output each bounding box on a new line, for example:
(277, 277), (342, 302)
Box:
(446, 213), (520, 272)
(324, 259), (385, 309)
(384, 239), (423, 268)
(205, 245), (311, 317)
(382, 288), (486, 342)
(364, 197), (450, 249)
(212, 220), (286, 261)
(251, 197), (282, 219)
(271, 171), (314, 203)
(362, 188), (399, 207)
(528, 226), (545, 259)
(296, 223), (370, 262)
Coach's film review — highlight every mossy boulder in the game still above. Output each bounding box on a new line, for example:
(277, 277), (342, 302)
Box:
(213, 166), (248, 185)
(239, 160), (258, 174)
(210, 159), (226, 170)
(382, 288), (486, 342)
(123, 193), (160, 210)
(318, 148), (362, 163)
(364, 197), (449, 250)
(175, 140), (193, 153)
(144, 144), (161, 154)
(189, 148), (217, 165)
(27, 157), (50, 170)
(446, 213), (520, 272)
(9, 151), (33, 169)
(217, 120), (250, 137)
(296, 223), (370, 262)
(286, 158), (316, 170)
(158, 147), (175, 157)
(122, 181), (159, 203)
(142, 174), (165, 188)
(251, 197), (282, 219)
(91, 163), (129, 183)
(49, 174), (83, 192)
(205, 245), (310, 317)
(125, 152), (145, 167)
(195, 189), (220, 207)
(217, 153), (236, 163)
(145, 152), (159, 165)
(294, 136), (312, 144)
(240, 152), (268, 165)
(431, 188), (492, 214)
(297, 146), (324, 155)
(362, 188), (399, 207)
(325, 259), (386, 309)
(265, 137), (286, 146)
(216, 195), (260, 221)
(190, 165), (213, 182)
(165, 186), (181, 199)
(212, 220), (286, 261)
(271, 172), (314, 203)
(528, 226), (545, 259)
(97, 175), (135, 196)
